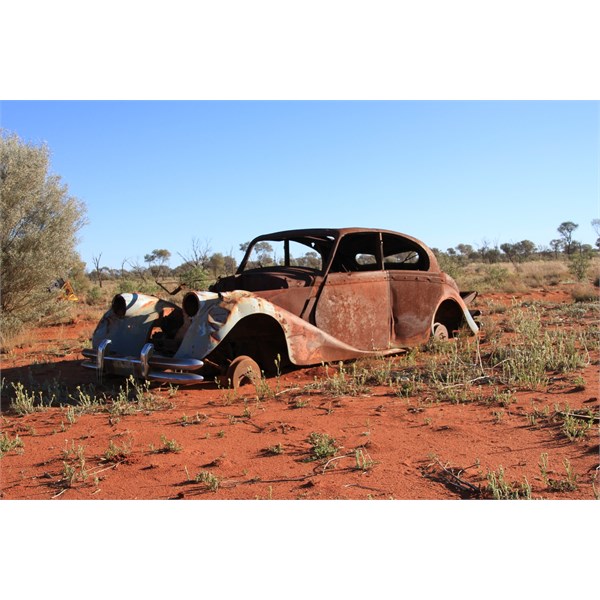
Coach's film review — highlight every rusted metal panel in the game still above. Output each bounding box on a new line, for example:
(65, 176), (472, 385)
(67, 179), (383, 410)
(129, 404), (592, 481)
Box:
(388, 272), (446, 346)
(255, 285), (317, 320)
(314, 272), (391, 350)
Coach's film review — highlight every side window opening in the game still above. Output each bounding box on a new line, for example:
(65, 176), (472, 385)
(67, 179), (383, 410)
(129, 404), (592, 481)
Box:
(242, 236), (333, 273)
(330, 233), (382, 273)
(287, 241), (324, 270)
(382, 233), (429, 271)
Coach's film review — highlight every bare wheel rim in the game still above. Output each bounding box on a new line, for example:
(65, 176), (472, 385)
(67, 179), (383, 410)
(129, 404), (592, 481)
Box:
(433, 322), (449, 341)
(226, 355), (261, 390)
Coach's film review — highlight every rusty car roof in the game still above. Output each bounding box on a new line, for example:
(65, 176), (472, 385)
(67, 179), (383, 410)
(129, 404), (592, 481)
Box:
(250, 227), (431, 245)
(249, 228), (438, 265)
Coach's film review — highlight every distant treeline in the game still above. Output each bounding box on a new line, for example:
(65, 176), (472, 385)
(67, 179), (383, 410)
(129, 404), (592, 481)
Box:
(87, 220), (600, 288)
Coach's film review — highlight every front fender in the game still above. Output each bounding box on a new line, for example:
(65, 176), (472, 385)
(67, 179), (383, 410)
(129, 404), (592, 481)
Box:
(92, 293), (177, 356)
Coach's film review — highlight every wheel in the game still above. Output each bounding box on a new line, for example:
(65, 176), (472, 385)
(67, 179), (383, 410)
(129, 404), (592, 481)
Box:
(226, 355), (261, 390)
(432, 322), (449, 341)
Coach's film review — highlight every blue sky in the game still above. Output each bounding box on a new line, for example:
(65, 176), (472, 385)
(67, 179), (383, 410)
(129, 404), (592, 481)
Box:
(2, 100), (598, 269)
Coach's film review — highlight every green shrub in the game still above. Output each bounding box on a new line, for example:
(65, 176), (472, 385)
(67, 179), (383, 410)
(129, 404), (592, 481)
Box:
(1, 132), (86, 329)
(85, 286), (104, 305)
(307, 432), (339, 461)
(568, 253), (592, 281)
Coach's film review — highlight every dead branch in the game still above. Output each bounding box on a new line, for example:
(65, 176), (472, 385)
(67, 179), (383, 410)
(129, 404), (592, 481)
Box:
(156, 281), (184, 296)
(343, 483), (388, 493)
(556, 411), (599, 423)
(275, 386), (301, 397)
(218, 474), (314, 489)
(320, 453), (353, 473)
(438, 375), (494, 390)
(88, 460), (127, 476)
(425, 457), (481, 497)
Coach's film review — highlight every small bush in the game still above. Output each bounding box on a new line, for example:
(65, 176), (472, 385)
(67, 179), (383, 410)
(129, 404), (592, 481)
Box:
(568, 253), (592, 281)
(493, 305), (589, 389)
(154, 435), (182, 453)
(571, 284), (598, 303)
(306, 362), (370, 397)
(265, 443), (285, 455)
(520, 260), (567, 288)
(486, 466), (531, 500)
(195, 470), (221, 491)
(85, 286), (104, 305)
(539, 453), (578, 492)
(560, 412), (593, 441)
(104, 440), (132, 462)
(0, 432), (24, 457)
(9, 382), (56, 414)
(307, 432), (339, 461)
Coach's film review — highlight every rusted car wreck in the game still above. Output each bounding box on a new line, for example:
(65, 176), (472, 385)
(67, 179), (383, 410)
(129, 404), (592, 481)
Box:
(82, 228), (479, 387)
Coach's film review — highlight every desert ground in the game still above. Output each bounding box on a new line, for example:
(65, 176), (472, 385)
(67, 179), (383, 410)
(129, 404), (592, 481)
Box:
(1, 286), (598, 500)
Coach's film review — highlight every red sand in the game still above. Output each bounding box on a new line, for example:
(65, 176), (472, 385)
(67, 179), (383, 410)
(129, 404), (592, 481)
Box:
(1, 288), (597, 500)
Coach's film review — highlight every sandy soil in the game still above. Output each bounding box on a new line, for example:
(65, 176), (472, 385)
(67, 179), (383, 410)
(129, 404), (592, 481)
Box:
(1, 288), (598, 500)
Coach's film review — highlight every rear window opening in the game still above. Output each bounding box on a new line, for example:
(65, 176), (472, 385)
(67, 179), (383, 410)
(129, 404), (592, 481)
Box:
(329, 232), (430, 273)
(382, 233), (429, 271)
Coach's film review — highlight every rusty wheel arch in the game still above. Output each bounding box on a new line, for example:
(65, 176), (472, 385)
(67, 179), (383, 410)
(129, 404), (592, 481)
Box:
(205, 313), (291, 377)
(432, 299), (465, 339)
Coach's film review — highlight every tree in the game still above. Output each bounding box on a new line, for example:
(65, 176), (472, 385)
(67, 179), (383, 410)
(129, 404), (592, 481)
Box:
(128, 258), (149, 283)
(516, 240), (536, 260)
(223, 253), (237, 275)
(455, 243), (474, 258)
(239, 241), (274, 267)
(500, 243), (517, 264)
(557, 221), (578, 256)
(120, 257), (129, 279)
(178, 238), (212, 271)
(501, 240), (536, 265)
(592, 218), (600, 250)
(0, 131), (86, 336)
(549, 239), (564, 259)
(206, 252), (226, 278)
(253, 242), (274, 266)
(144, 248), (171, 279)
(477, 239), (501, 263)
(294, 251), (321, 269)
(175, 260), (209, 290)
(91, 253), (106, 287)
(568, 246), (593, 281)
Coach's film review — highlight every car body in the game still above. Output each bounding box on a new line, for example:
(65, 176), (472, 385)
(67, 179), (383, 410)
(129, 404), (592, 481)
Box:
(82, 228), (479, 386)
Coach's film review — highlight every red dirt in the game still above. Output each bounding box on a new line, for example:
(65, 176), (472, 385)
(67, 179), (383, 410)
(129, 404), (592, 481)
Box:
(1, 289), (598, 500)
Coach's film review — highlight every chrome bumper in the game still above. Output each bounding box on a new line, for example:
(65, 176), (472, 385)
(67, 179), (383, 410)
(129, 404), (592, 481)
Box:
(82, 339), (204, 385)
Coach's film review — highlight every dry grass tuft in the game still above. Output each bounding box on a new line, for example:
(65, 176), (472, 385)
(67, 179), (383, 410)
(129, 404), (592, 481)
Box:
(571, 284), (599, 303)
